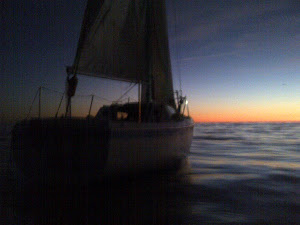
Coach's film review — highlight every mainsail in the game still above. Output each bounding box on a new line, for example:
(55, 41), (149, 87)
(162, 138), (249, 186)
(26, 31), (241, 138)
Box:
(72, 0), (174, 106)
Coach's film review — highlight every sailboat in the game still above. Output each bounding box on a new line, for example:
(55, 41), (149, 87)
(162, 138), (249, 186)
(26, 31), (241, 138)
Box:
(11, 0), (194, 180)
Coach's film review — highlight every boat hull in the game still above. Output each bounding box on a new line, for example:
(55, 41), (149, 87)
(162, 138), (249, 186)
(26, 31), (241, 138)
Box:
(11, 118), (194, 181)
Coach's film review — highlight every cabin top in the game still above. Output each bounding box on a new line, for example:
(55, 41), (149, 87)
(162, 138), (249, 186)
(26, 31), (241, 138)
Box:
(95, 103), (176, 122)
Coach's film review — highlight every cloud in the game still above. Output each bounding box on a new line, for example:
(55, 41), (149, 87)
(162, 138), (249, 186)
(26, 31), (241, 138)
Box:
(174, 0), (298, 42)
(170, 0), (300, 65)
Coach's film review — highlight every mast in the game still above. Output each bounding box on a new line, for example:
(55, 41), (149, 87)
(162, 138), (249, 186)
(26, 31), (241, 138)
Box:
(65, 71), (78, 117)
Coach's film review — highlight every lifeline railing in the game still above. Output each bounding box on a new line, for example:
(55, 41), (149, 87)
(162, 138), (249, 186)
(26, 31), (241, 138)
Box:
(26, 87), (113, 120)
(26, 87), (189, 120)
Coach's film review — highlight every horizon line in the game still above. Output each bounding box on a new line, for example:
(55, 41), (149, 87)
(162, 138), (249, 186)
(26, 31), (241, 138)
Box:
(194, 120), (300, 123)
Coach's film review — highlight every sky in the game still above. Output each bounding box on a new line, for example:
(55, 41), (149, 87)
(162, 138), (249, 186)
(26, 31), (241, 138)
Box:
(1, 0), (300, 122)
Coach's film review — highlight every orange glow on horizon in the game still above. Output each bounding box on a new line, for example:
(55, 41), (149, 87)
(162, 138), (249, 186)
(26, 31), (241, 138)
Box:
(192, 115), (300, 123)
(190, 102), (300, 123)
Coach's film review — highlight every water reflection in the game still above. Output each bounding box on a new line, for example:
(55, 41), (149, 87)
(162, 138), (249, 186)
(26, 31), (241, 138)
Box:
(7, 168), (193, 224)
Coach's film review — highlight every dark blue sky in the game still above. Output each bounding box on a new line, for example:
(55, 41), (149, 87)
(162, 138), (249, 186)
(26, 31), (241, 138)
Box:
(2, 0), (299, 121)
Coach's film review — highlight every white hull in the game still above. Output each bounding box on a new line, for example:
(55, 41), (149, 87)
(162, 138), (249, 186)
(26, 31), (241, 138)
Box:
(11, 118), (194, 180)
(103, 120), (193, 175)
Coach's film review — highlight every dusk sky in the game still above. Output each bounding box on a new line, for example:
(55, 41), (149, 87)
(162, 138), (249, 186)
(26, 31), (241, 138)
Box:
(2, 0), (299, 122)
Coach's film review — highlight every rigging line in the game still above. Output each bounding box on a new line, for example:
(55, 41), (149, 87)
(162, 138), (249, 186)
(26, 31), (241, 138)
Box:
(115, 83), (137, 103)
(118, 94), (137, 103)
(39, 86), (113, 103)
(128, 97), (137, 102)
(55, 92), (65, 118)
(92, 95), (111, 102)
(74, 94), (111, 102)
(41, 87), (64, 94)
(26, 88), (40, 119)
(120, 82), (133, 97)
(75, 94), (94, 98)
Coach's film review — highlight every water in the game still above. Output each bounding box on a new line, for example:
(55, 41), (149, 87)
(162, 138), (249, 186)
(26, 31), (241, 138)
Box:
(0, 123), (299, 224)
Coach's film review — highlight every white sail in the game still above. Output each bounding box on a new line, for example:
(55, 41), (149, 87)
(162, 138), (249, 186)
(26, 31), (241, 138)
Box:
(73, 0), (174, 106)
(147, 0), (175, 106)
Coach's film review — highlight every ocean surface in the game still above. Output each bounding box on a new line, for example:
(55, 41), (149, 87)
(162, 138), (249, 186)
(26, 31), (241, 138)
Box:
(0, 122), (299, 224)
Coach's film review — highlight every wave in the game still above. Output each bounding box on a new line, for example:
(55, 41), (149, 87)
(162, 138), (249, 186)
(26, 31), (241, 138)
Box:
(193, 135), (244, 141)
(268, 173), (300, 184)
